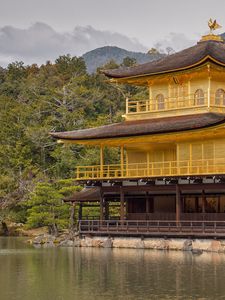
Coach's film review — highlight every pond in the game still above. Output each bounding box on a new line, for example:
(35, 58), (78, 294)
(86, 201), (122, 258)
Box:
(0, 237), (225, 299)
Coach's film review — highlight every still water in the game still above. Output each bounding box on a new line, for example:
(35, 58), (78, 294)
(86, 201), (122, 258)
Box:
(1, 238), (225, 300)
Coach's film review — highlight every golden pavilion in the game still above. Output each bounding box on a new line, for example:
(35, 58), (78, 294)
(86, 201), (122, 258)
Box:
(51, 24), (225, 237)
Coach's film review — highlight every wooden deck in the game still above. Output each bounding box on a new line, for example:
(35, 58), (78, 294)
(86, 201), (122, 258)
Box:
(78, 220), (225, 238)
(126, 94), (225, 115)
(75, 158), (225, 181)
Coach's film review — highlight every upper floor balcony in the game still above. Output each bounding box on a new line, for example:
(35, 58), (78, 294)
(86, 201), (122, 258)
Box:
(76, 158), (225, 181)
(124, 89), (225, 120)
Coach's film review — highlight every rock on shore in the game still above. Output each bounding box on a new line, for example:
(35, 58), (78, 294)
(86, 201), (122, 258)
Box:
(29, 233), (225, 253)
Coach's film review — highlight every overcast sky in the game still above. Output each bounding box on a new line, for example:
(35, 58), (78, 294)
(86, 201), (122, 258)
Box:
(0, 0), (224, 66)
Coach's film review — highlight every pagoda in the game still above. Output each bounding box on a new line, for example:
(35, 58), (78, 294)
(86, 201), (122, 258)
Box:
(51, 22), (225, 237)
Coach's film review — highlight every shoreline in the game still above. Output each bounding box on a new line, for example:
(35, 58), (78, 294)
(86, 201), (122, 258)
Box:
(30, 234), (225, 253)
(2, 223), (225, 253)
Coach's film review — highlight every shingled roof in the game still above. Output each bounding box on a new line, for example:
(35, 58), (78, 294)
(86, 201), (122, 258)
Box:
(64, 187), (101, 202)
(102, 40), (225, 79)
(50, 113), (225, 141)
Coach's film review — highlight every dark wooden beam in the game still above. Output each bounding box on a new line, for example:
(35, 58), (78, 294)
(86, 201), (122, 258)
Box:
(120, 187), (125, 221)
(78, 203), (83, 221)
(105, 201), (109, 220)
(176, 185), (181, 224)
(101, 183), (225, 194)
(100, 188), (104, 221)
(218, 196), (221, 213)
(146, 192), (150, 214)
(195, 196), (199, 212)
(202, 190), (206, 214)
(69, 202), (76, 232)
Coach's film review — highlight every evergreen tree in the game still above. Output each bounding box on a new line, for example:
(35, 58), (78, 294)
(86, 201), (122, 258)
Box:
(26, 182), (70, 235)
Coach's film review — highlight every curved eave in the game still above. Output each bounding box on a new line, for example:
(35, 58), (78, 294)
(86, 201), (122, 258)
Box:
(52, 122), (225, 147)
(50, 113), (225, 142)
(107, 56), (225, 83)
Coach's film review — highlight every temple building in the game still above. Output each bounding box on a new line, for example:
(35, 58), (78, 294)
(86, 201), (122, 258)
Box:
(51, 25), (225, 237)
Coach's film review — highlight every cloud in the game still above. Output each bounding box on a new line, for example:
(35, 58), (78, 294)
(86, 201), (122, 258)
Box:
(153, 32), (197, 53)
(0, 22), (148, 66)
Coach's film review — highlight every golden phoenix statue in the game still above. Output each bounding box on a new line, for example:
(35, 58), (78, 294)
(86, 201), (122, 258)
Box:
(208, 19), (222, 33)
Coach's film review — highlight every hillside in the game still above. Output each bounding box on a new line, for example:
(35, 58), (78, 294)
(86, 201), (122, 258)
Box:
(221, 32), (225, 40)
(82, 46), (163, 73)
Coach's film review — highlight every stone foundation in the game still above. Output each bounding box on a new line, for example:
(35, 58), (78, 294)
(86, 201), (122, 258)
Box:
(69, 236), (225, 253)
(30, 233), (225, 253)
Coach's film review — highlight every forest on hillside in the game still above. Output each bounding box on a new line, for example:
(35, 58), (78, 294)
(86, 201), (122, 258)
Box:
(0, 55), (147, 233)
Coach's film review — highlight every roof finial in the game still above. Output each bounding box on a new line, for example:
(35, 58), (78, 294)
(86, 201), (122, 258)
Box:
(208, 18), (222, 34)
(199, 19), (223, 43)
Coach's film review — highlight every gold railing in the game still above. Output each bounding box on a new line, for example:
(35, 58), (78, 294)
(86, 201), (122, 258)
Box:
(76, 158), (225, 180)
(126, 93), (225, 114)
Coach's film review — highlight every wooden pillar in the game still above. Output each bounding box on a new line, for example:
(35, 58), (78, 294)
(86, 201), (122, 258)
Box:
(120, 146), (124, 177)
(100, 145), (104, 177)
(177, 144), (180, 175)
(207, 77), (211, 107)
(100, 192), (104, 221)
(180, 195), (184, 214)
(146, 192), (150, 214)
(126, 97), (129, 114)
(149, 85), (152, 111)
(69, 202), (76, 229)
(150, 197), (154, 213)
(147, 152), (150, 176)
(126, 198), (129, 216)
(120, 187), (125, 221)
(105, 201), (109, 220)
(176, 185), (181, 224)
(218, 196), (221, 213)
(78, 203), (83, 221)
(195, 196), (199, 213)
(202, 190), (206, 214)
(69, 202), (76, 237)
(125, 151), (128, 177)
(188, 80), (191, 105)
(207, 64), (211, 107)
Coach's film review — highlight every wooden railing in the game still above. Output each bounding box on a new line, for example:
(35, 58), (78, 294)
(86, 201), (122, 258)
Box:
(126, 94), (225, 114)
(127, 213), (225, 221)
(78, 220), (225, 237)
(76, 158), (225, 180)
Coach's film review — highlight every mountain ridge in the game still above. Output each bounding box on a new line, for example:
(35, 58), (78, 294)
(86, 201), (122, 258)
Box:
(82, 46), (163, 73)
(82, 33), (225, 73)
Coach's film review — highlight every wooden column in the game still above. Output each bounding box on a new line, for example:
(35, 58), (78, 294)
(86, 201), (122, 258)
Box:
(177, 144), (180, 175)
(120, 187), (125, 221)
(202, 190), (206, 214)
(149, 85), (153, 111)
(150, 197), (154, 213)
(187, 80), (191, 106)
(100, 192), (104, 221)
(207, 64), (211, 107)
(218, 196), (221, 213)
(125, 151), (128, 177)
(207, 76), (211, 108)
(69, 202), (76, 229)
(126, 97), (129, 114)
(105, 201), (109, 220)
(100, 145), (104, 177)
(120, 146), (124, 177)
(146, 192), (150, 214)
(78, 203), (83, 221)
(195, 196), (199, 213)
(69, 202), (76, 237)
(147, 152), (150, 176)
(176, 185), (181, 224)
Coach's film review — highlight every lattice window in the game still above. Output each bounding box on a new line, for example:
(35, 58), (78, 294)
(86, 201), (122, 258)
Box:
(215, 88), (225, 106)
(194, 89), (205, 105)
